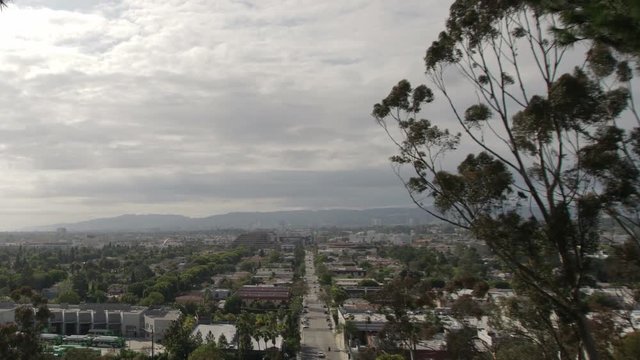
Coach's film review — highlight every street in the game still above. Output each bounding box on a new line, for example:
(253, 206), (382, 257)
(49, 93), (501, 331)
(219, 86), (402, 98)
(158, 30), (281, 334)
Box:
(300, 251), (346, 360)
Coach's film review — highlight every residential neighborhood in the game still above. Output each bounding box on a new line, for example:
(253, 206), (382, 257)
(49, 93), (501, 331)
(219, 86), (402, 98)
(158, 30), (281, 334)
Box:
(0, 223), (637, 359)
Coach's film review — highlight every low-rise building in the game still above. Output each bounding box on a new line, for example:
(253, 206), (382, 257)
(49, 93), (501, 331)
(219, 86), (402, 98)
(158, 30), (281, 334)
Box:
(209, 288), (231, 300)
(107, 284), (126, 300)
(47, 304), (147, 337)
(143, 309), (181, 342)
(343, 286), (382, 299)
(327, 265), (366, 277)
(255, 268), (294, 282)
(0, 303), (179, 340)
(338, 299), (387, 349)
(236, 285), (291, 306)
(0, 303), (16, 324)
(175, 292), (205, 305)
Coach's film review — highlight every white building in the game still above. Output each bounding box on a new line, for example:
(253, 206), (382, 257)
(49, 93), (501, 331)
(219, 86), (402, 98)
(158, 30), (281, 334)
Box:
(0, 303), (16, 324)
(143, 309), (181, 342)
(47, 304), (147, 337)
(0, 303), (179, 340)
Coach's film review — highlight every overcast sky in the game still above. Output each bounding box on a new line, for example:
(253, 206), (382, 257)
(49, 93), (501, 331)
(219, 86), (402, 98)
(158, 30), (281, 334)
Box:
(0, 0), (457, 229)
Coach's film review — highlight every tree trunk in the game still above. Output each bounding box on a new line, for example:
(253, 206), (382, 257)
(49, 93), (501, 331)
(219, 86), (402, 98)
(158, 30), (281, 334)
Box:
(576, 314), (599, 360)
(408, 340), (415, 360)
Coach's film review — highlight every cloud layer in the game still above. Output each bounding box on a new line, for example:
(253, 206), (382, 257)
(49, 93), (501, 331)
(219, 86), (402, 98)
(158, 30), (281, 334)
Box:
(0, 0), (450, 229)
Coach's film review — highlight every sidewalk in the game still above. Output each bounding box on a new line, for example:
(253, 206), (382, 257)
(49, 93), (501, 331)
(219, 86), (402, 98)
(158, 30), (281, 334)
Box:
(333, 331), (349, 360)
(328, 314), (349, 360)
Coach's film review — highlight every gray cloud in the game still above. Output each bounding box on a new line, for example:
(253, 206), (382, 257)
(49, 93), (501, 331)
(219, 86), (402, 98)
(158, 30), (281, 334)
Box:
(31, 167), (412, 211)
(0, 0), (454, 229)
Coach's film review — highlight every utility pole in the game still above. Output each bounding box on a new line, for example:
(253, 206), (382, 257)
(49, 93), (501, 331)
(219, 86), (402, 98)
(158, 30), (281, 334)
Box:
(151, 327), (154, 358)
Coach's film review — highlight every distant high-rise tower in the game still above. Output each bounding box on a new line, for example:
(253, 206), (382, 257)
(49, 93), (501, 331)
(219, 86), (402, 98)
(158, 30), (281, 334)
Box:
(233, 231), (277, 249)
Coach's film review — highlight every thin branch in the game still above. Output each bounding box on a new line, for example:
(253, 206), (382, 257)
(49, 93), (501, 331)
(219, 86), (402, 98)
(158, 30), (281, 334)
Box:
(504, 14), (530, 106)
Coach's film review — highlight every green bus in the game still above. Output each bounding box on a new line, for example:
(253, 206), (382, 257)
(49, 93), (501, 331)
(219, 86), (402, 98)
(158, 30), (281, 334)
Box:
(92, 335), (126, 348)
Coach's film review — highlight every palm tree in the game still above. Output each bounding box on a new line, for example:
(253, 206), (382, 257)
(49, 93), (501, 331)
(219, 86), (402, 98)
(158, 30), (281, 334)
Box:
(236, 311), (254, 359)
(254, 313), (268, 350)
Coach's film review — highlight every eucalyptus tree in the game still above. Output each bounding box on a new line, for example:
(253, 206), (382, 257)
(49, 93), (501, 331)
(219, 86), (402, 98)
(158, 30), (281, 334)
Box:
(543, 0), (640, 58)
(373, 0), (639, 358)
(374, 270), (436, 360)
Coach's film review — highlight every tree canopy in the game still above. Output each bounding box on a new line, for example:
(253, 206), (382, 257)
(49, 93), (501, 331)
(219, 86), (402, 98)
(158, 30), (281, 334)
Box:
(373, 1), (640, 359)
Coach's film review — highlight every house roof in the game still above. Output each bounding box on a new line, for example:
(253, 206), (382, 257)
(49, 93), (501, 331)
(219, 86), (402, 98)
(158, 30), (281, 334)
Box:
(237, 286), (290, 301)
(175, 294), (204, 304)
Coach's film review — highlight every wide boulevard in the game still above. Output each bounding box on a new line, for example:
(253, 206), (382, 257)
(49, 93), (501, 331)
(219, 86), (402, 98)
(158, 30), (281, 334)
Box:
(300, 251), (346, 360)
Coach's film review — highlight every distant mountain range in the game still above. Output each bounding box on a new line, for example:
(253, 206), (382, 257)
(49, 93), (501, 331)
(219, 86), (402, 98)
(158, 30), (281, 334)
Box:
(28, 207), (438, 232)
